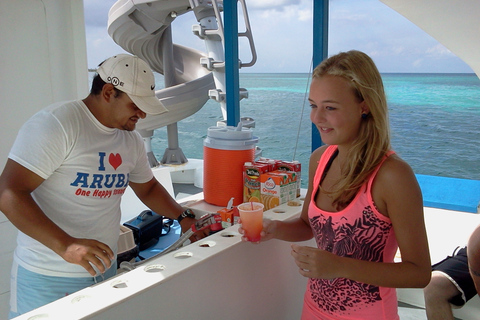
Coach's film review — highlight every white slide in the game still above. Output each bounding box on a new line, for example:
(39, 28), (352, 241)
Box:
(107, 0), (216, 131)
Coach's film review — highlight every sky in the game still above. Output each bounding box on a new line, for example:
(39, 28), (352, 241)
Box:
(83, 0), (474, 74)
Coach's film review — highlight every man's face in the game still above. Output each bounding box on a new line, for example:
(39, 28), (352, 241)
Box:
(109, 91), (146, 131)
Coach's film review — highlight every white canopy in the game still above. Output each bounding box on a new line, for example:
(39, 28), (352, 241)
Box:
(381, 0), (480, 77)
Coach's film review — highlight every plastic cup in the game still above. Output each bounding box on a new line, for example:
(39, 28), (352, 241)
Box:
(238, 202), (264, 242)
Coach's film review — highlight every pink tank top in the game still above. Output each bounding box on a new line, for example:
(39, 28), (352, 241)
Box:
(302, 145), (399, 320)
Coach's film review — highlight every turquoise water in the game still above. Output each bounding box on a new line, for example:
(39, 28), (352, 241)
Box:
(149, 73), (480, 187)
(383, 74), (480, 180)
(88, 72), (480, 187)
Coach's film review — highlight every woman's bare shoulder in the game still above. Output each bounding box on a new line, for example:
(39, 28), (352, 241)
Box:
(375, 154), (420, 198)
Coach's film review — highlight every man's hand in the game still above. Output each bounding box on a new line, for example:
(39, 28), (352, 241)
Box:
(179, 217), (210, 242)
(61, 238), (114, 276)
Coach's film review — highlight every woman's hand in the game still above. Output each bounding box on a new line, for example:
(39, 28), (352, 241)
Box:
(291, 244), (342, 279)
(238, 218), (277, 243)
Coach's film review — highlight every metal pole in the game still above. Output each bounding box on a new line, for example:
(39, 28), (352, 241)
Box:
(311, 0), (329, 151)
(224, 0), (241, 126)
(161, 26), (187, 164)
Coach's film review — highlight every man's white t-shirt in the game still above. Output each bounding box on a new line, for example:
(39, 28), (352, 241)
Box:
(9, 100), (153, 277)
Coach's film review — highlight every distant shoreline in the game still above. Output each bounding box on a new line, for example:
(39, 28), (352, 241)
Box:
(87, 69), (476, 76)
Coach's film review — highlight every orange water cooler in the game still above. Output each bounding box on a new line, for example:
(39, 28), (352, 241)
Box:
(203, 125), (258, 207)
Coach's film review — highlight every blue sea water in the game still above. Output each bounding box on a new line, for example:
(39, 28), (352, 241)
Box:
(147, 73), (480, 187)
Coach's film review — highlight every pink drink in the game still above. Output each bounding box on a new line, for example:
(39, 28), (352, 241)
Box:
(238, 202), (264, 242)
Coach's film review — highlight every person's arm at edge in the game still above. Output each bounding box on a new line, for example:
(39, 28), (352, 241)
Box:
(467, 225), (480, 295)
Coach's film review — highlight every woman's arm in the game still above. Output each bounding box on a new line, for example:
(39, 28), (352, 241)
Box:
(375, 156), (432, 287)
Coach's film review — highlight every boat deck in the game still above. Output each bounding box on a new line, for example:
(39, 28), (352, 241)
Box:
(398, 303), (429, 319)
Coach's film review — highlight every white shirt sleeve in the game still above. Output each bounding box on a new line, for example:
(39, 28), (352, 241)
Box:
(9, 109), (69, 179)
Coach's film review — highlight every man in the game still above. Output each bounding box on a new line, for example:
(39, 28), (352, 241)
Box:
(424, 224), (480, 319)
(0, 54), (200, 318)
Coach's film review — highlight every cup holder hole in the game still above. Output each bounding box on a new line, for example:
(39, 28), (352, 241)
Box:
(111, 280), (128, 289)
(287, 200), (302, 207)
(71, 295), (92, 304)
(220, 231), (237, 238)
(174, 251), (193, 259)
(144, 264), (166, 273)
(27, 315), (50, 320)
(198, 240), (216, 248)
(273, 209), (286, 213)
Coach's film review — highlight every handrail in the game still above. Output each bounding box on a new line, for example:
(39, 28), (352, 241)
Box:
(191, 0), (256, 69)
(237, 0), (257, 68)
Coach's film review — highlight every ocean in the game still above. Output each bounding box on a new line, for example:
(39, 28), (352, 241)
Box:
(148, 73), (480, 187)
(88, 72), (479, 187)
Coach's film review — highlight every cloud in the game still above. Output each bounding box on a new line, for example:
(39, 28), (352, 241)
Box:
(412, 59), (423, 68)
(83, 0), (127, 68)
(426, 44), (455, 57)
(83, 0), (473, 73)
(83, 0), (115, 27)
(247, 0), (302, 10)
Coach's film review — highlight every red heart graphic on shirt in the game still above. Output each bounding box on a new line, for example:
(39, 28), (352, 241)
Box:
(109, 153), (122, 170)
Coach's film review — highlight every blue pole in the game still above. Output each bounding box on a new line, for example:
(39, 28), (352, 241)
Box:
(224, 0), (241, 126)
(311, 0), (329, 151)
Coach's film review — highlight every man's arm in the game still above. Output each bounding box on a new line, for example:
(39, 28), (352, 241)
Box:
(467, 224), (480, 295)
(0, 159), (113, 275)
(128, 178), (198, 234)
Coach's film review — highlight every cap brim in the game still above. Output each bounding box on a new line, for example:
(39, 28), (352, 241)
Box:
(129, 94), (168, 115)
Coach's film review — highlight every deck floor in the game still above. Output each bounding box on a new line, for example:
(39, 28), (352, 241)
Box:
(398, 303), (427, 319)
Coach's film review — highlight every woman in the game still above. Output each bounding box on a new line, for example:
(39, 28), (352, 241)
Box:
(241, 50), (431, 319)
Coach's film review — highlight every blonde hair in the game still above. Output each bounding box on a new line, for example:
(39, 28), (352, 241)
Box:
(312, 50), (391, 209)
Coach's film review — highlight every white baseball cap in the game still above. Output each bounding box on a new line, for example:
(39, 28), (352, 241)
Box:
(97, 54), (168, 115)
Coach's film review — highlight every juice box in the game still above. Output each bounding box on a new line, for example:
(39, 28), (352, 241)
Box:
(256, 157), (279, 171)
(260, 170), (295, 210)
(276, 160), (302, 198)
(280, 170), (297, 202)
(217, 206), (239, 228)
(243, 161), (270, 203)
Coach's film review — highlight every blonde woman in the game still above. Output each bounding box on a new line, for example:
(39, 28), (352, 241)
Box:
(240, 50), (431, 319)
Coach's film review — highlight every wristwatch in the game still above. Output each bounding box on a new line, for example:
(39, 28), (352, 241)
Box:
(176, 209), (196, 223)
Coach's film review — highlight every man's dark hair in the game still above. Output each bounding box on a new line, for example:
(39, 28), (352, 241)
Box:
(90, 74), (123, 97)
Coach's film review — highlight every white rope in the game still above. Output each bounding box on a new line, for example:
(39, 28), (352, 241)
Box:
(292, 57), (314, 161)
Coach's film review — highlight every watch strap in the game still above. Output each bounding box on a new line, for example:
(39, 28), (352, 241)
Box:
(177, 209), (195, 223)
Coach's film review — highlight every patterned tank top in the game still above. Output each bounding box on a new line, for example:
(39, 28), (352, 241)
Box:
(302, 145), (399, 320)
